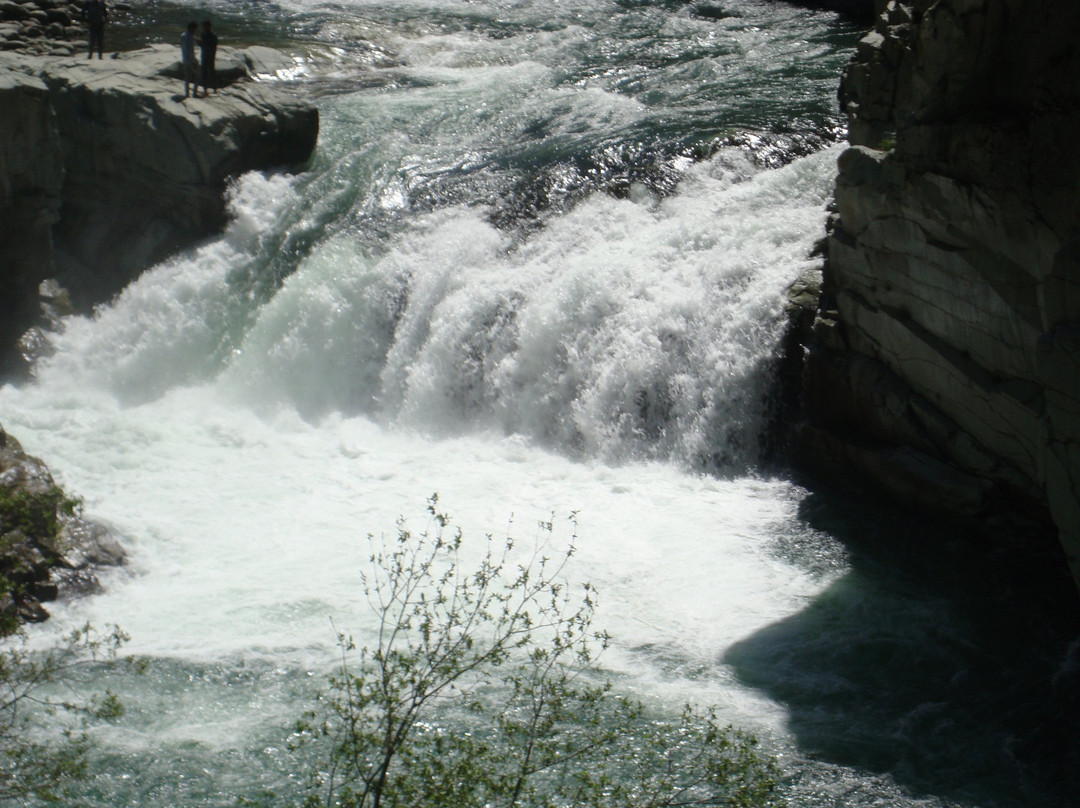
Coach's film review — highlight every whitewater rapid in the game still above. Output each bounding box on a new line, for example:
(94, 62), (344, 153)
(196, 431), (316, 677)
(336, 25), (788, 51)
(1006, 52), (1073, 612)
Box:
(6, 141), (845, 668)
(6, 1), (1028, 804)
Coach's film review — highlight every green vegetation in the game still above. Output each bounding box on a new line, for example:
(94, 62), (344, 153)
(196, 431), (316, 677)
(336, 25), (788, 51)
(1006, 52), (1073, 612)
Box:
(297, 497), (782, 808)
(0, 622), (127, 803)
(0, 474), (128, 803)
(0, 484), (82, 637)
(0, 486), (80, 547)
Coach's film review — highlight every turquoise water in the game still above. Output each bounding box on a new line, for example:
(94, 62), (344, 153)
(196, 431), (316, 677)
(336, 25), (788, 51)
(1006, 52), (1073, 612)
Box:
(3, 1), (1078, 805)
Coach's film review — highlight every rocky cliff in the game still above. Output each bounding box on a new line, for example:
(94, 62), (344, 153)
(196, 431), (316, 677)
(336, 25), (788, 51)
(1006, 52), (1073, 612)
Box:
(0, 42), (318, 371)
(800, 0), (1080, 586)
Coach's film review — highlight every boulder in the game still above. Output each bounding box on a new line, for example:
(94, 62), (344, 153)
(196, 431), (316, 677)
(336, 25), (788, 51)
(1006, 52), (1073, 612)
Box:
(0, 1), (31, 20)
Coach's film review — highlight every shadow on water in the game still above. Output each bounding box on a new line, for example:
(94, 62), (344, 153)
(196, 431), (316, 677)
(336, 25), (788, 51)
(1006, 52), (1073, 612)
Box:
(725, 484), (1080, 808)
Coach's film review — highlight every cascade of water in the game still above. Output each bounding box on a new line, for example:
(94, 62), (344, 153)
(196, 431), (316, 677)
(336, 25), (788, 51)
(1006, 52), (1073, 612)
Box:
(216, 144), (840, 468)
(5, 3), (1035, 807)
(1, 140), (849, 808)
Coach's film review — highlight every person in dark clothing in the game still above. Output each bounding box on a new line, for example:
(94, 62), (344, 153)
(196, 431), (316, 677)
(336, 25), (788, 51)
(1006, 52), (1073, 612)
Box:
(180, 21), (198, 98)
(196, 19), (218, 98)
(82, 0), (107, 59)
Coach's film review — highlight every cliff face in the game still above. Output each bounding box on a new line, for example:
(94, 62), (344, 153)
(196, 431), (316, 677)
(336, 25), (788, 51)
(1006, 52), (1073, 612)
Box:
(0, 67), (63, 363)
(804, 0), (1080, 584)
(0, 45), (318, 369)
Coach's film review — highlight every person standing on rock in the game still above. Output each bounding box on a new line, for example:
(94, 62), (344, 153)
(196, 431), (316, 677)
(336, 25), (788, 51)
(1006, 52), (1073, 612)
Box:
(82, 0), (107, 59)
(180, 21), (199, 98)
(196, 19), (218, 98)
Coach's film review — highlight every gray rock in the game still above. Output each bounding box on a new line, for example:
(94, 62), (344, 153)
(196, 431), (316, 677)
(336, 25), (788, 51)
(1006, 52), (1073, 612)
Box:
(0, 1), (30, 20)
(242, 45), (301, 79)
(16, 325), (54, 366)
(0, 423), (128, 620)
(0, 454), (55, 497)
(804, 0), (1080, 589)
(56, 516), (126, 569)
(0, 42), (318, 369)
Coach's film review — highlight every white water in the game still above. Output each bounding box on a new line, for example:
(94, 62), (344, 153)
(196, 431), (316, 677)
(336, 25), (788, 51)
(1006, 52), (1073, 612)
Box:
(8, 141), (842, 654)
(1, 142), (845, 754)
(4, 1), (1013, 803)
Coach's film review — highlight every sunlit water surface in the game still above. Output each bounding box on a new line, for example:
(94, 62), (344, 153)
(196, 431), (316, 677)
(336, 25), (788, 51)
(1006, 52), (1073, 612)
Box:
(3, 1), (1077, 806)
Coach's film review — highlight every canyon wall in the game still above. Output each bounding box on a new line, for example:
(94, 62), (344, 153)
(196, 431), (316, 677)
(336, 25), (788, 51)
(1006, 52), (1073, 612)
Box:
(801, 0), (1080, 584)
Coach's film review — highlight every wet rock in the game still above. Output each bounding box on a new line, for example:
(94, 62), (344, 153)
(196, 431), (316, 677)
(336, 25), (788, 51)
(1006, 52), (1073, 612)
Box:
(38, 277), (75, 325)
(56, 517), (126, 569)
(17, 599), (49, 623)
(0, 454), (56, 497)
(21, 323), (61, 371)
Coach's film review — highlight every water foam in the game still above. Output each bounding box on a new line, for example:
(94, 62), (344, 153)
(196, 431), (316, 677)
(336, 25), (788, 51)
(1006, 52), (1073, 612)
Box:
(218, 144), (840, 469)
(2, 145), (842, 692)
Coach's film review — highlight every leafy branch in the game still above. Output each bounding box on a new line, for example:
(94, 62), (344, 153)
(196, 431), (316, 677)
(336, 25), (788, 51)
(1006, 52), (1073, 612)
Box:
(297, 497), (782, 808)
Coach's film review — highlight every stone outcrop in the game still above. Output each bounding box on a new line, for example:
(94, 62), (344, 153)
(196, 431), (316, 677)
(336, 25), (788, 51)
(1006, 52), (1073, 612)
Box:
(0, 42), (318, 370)
(0, 0), (91, 55)
(0, 423), (126, 627)
(800, 0), (1080, 586)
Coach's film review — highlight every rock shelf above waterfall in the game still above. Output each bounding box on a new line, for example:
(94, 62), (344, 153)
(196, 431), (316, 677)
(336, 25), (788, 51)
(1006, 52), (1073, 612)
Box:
(0, 42), (319, 374)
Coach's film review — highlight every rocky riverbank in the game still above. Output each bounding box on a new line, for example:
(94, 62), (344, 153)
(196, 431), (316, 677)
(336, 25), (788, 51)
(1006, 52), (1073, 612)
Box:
(0, 0), (103, 55)
(796, 0), (1080, 592)
(0, 0), (318, 374)
(0, 1), (319, 623)
(0, 424), (125, 629)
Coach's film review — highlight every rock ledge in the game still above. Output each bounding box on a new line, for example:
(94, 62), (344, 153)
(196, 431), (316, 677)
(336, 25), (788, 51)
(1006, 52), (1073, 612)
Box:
(0, 424), (125, 627)
(0, 40), (319, 371)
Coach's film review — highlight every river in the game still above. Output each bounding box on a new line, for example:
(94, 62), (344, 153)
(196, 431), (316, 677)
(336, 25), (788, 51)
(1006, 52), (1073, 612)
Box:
(2, 0), (1077, 805)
